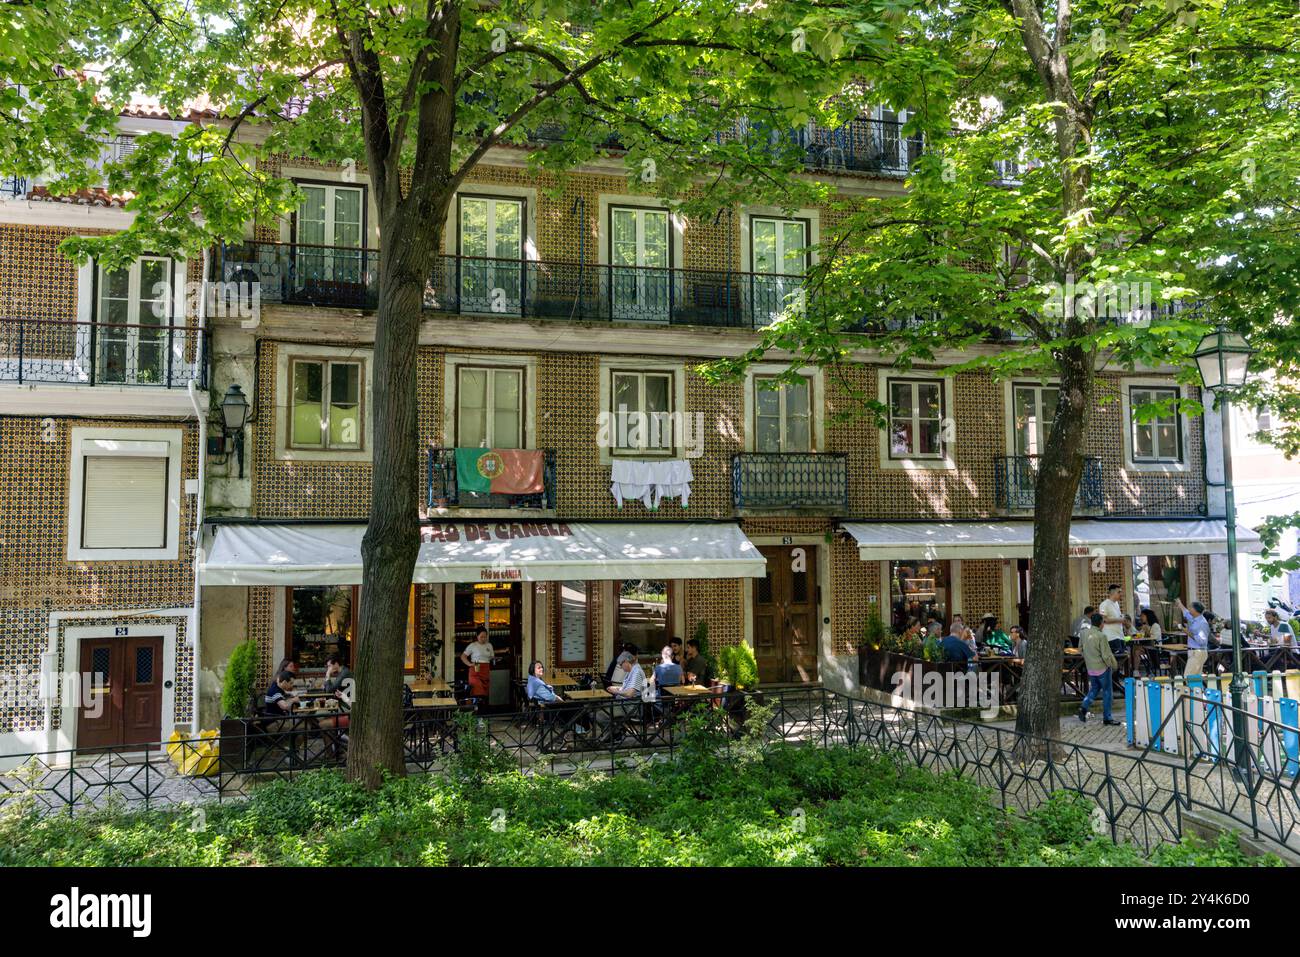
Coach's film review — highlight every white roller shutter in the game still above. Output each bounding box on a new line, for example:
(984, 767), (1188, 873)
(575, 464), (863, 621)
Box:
(82, 455), (168, 549)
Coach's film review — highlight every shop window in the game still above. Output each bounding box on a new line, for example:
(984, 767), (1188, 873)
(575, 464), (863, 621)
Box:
(889, 559), (951, 632)
(616, 580), (676, 654)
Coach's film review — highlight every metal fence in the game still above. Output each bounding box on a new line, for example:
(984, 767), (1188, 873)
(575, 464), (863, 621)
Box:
(0, 318), (209, 389)
(426, 446), (557, 510)
(5, 687), (1297, 857)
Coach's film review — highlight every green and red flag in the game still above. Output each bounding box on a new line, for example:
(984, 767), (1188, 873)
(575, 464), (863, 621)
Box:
(454, 448), (545, 495)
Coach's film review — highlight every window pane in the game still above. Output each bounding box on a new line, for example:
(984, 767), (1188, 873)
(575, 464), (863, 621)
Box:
(493, 407), (521, 449)
(1013, 387), (1035, 456)
(612, 210), (637, 265)
(918, 419), (940, 455)
(891, 422), (914, 456)
(613, 373), (639, 413)
(493, 369), (520, 413)
(645, 374), (671, 414)
(786, 379), (809, 415)
(334, 188), (361, 226)
(493, 201), (521, 257)
(292, 362), (323, 446)
(782, 221), (806, 272)
(103, 267), (131, 300)
(558, 581), (590, 665)
(460, 199), (488, 257)
(756, 415), (781, 452)
(459, 368), (487, 409)
(786, 414), (810, 452)
(1135, 422), (1154, 458)
(1155, 424), (1178, 459)
(290, 585), (355, 669)
(890, 382), (912, 418)
(918, 383), (942, 418)
(755, 383), (780, 416)
(329, 363), (361, 447)
(642, 212), (669, 267)
(752, 220), (777, 273)
(618, 579), (669, 649)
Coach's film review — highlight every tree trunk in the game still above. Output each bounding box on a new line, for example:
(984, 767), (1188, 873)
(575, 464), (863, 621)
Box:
(1015, 345), (1094, 748)
(346, 209), (444, 788)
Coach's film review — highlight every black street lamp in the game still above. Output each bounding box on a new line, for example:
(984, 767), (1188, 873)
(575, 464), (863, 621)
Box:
(1192, 327), (1253, 768)
(220, 383), (251, 478)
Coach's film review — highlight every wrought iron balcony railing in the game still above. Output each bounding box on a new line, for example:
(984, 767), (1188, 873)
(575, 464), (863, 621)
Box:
(219, 241), (380, 310)
(426, 447), (558, 511)
(1, 175), (27, 199)
(732, 452), (849, 510)
(0, 317), (209, 389)
(993, 454), (1103, 512)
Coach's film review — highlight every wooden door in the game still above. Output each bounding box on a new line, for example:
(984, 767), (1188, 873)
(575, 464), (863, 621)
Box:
(754, 546), (819, 684)
(77, 636), (163, 750)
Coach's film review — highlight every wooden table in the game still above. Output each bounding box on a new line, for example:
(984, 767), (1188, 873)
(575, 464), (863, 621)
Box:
(565, 688), (612, 700)
(410, 678), (451, 694)
(544, 672), (579, 688)
(664, 684), (715, 697)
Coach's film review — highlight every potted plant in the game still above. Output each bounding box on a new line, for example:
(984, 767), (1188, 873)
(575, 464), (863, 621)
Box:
(418, 606), (444, 679)
(218, 639), (259, 773)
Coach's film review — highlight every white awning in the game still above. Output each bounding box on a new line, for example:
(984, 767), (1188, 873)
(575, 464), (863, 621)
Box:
(199, 521), (766, 586)
(841, 519), (1263, 561)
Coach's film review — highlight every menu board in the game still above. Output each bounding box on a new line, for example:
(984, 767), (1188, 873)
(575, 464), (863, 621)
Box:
(559, 581), (589, 664)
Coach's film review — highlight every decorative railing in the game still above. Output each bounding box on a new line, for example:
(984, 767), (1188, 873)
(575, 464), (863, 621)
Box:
(218, 241), (380, 310)
(731, 452), (849, 510)
(426, 446), (558, 511)
(1, 175), (26, 199)
(993, 454), (1103, 512)
(0, 318), (208, 389)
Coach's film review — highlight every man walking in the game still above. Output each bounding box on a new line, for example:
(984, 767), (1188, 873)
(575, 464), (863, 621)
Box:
(1078, 612), (1120, 725)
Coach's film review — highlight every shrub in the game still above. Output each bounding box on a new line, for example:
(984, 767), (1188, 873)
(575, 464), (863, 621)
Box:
(861, 614), (889, 652)
(221, 640), (259, 718)
(717, 642), (759, 689)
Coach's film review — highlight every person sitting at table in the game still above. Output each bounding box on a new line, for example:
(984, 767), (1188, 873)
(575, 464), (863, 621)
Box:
(1009, 625), (1028, 659)
(527, 660), (561, 703)
(1138, 608), (1163, 643)
(275, 657), (299, 679)
(668, 637), (683, 663)
(604, 642), (638, 685)
(902, 617), (923, 642)
(1265, 609), (1296, 647)
(925, 612), (944, 640)
(607, 652), (646, 698)
(1176, 598), (1211, 676)
(261, 670), (300, 721)
(460, 626), (497, 700)
(950, 613), (976, 656)
(682, 638), (714, 686)
(319, 653), (352, 732)
(651, 646), (683, 690)
(1074, 606), (1095, 641)
(941, 624), (974, 665)
(977, 615), (1013, 655)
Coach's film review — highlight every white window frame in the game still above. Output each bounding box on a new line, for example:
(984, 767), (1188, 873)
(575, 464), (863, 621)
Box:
(1121, 380), (1189, 473)
(748, 372), (818, 453)
(597, 357), (688, 463)
(293, 182), (366, 249)
(455, 365), (525, 449)
(442, 353), (536, 450)
(274, 342), (374, 463)
(288, 357), (366, 452)
(67, 427), (183, 561)
(877, 372), (956, 471)
(742, 364), (825, 453)
(277, 166), (379, 247)
(1010, 381), (1059, 457)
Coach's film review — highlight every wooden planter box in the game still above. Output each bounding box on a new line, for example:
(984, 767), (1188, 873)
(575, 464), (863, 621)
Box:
(218, 716), (253, 775)
(859, 648), (964, 695)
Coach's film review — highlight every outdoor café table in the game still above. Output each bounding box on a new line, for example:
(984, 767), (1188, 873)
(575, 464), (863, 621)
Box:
(1061, 648), (1089, 697)
(974, 656), (1022, 704)
(564, 688), (612, 700)
(1125, 637), (1161, 677)
(544, 672), (579, 688)
(663, 684), (715, 697)
(1161, 643), (1190, 674)
(410, 677), (452, 694)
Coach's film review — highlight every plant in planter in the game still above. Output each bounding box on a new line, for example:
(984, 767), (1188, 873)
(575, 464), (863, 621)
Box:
(221, 640), (258, 718)
(717, 641), (759, 691)
(418, 607), (444, 679)
(860, 613), (889, 654)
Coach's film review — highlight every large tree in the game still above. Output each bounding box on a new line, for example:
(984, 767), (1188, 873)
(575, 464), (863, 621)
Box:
(4, 0), (911, 784)
(703, 0), (1300, 741)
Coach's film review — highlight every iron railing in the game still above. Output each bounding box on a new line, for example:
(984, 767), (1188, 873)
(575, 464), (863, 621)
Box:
(0, 318), (209, 389)
(426, 446), (558, 510)
(218, 241), (380, 310)
(731, 452), (849, 510)
(1, 175), (26, 199)
(7, 686), (1300, 857)
(993, 454), (1103, 511)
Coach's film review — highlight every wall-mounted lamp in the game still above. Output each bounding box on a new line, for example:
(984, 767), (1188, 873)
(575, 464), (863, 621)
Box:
(211, 383), (251, 478)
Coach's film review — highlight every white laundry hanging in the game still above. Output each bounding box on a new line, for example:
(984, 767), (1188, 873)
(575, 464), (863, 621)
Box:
(609, 458), (694, 510)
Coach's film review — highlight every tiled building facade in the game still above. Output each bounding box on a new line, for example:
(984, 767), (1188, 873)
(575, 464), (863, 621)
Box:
(1, 127), (1232, 753)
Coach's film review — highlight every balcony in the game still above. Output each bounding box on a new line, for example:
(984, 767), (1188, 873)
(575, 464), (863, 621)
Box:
(732, 452), (849, 511)
(224, 241), (809, 329)
(0, 318), (208, 389)
(993, 455), (1103, 512)
(426, 447), (557, 511)
(1, 175), (26, 199)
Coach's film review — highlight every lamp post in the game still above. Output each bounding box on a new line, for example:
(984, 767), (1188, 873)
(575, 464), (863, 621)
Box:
(1192, 327), (1253, 768)
(220, 384), (251, 479)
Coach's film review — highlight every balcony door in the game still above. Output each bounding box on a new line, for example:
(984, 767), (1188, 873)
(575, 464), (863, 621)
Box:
(1012, 383), (1058, 457)
(750, 218), (807, 325)
(874, 107), (923, 171)
(754, 375), (811, 452)
(96, 256), (170, 385)
(294, 183), (365, 292)
(610, 206), (670, 321)
(458, 196), (524, 314)
(753, 545), (819, 683)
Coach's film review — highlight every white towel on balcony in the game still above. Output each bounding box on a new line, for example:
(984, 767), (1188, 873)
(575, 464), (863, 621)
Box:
(609, 459), (693, 510)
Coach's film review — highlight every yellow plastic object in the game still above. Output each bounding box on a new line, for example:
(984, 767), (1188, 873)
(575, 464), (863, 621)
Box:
(166, 729), (221, 777)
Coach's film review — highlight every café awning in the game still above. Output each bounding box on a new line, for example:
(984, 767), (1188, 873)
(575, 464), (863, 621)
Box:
(199, 521), (766, 586)
(840, 519), (1263, 562)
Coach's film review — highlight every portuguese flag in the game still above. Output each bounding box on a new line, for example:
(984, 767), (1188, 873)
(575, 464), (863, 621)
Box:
(455, 448), (545, 495)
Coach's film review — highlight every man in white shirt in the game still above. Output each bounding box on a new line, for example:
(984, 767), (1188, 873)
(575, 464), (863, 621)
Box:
(607, 652), (646, 698)
(1099, 584), (1129, 653)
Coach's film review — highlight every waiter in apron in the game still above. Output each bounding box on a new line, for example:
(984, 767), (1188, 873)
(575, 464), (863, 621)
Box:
(460, 626), (497, 701)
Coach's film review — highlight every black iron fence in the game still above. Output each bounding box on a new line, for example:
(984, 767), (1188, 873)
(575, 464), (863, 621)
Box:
(11, 687), (1297, 856)
(993, 454), (1103, 511)
(1, 175), (26, 198)
(0, 318), (209, 389)
(218, 241), (380, 310)
(731, 452), (849, 510)
(426, 446), (558, 510)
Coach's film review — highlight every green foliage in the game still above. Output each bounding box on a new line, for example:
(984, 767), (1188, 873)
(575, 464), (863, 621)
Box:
(692, 619), (712, 665)
(3, 742), (1280, 868)
(418, 607), (443, 680)
(717, 642), (759, 690)
(860, 614), (889, 652)
(221, 640), (258, 718)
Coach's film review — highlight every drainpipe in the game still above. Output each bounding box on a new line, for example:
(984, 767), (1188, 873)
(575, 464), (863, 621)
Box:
(185, 246), (210, 732)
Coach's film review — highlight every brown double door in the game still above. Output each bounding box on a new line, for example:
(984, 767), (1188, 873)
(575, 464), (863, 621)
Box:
(753, 545), (819, 683)
(77, 636), (164, 751)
